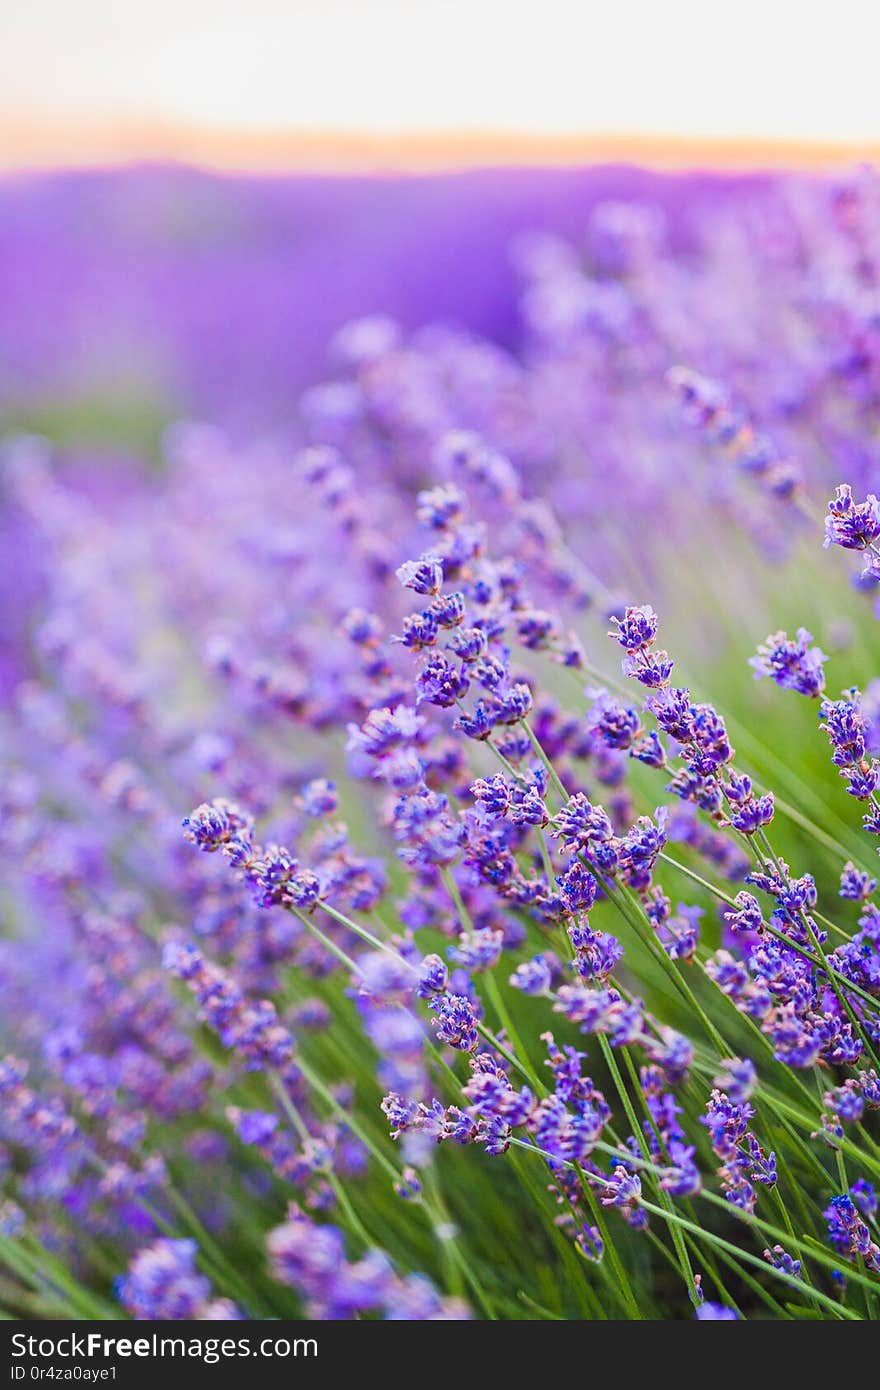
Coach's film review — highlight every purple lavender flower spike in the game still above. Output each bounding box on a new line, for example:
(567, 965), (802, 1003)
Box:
(824, 485), (880, 553)
(750, 628), (827, 698)
(395, 554), (445, 596)
(695, 1302), (741, 1320)
(116, 1239), (217, 1320)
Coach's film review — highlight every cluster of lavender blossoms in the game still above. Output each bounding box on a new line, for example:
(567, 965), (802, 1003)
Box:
(3, 169), (880, 1321)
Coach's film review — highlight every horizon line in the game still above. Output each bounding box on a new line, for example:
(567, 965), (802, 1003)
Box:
(1, 119), (878, 175)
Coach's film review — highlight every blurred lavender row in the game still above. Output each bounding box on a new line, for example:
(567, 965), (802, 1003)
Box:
(0, 164), (778, 424)
(2, 161), (878, 698)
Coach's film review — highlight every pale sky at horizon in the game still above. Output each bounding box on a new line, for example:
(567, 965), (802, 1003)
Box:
(2, 0), (880, 148)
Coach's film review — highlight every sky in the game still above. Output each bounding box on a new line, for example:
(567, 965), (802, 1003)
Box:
(2, 1), (880, 166)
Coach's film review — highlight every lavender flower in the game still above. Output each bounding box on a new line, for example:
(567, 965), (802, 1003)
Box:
(428, 994), (479, 1052)
(116, 1239), (216, 1320)
(395, 554), (445, 596)
(824, 1194), (880, 1271)
(750, 629), (828, 697)
(695, 1302), (741, 1320)
(824, 485), (880, 554)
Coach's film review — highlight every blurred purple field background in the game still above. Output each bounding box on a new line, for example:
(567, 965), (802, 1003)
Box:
(0, 163), (764, 699)
(0, 161), (823, 699)
(0, 164), (774, 428)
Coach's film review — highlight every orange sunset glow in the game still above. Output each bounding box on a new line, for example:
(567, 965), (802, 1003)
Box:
(2, 0), (879, 173)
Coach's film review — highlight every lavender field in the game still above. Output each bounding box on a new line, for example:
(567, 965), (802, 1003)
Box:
(2, 162), (880, 1322)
